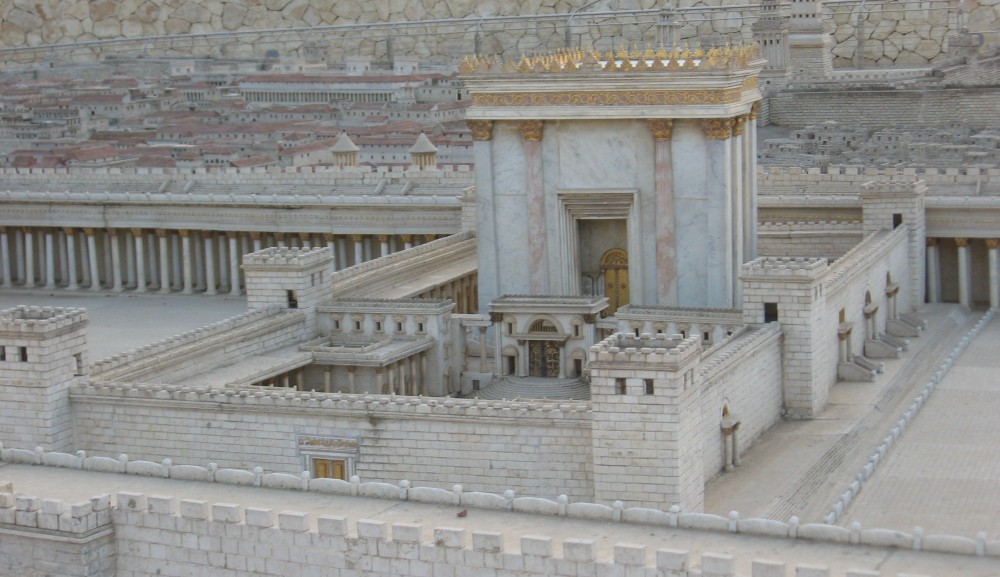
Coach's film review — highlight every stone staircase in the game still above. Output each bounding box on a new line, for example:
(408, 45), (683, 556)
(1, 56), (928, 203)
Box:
(474, 376), (590, 401)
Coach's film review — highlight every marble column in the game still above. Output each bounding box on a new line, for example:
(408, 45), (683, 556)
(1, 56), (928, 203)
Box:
(420, 352), (428, 396)
(108, 230), (123, 292)
(988, 239), (1000, 309)
(956, 237), (972, 308)
(86, 229), (100, 291)
(478, 326), (488, 372)
(518, 120), (549, 294)
(336, 236), (348, 269)
(147, 230), (158, 288)
(351, 234), (364, 265)
(375, 368), (385, 395)
(64, 228), (79, 290)
(647, 119), (676, 304)
(347, 367), (356, 394)
(157, 230), (171, 294)
(324, 234), (337, 270)
(44, 230), (56, 289)
(217, 233), (229, 290)
(926, 237), (940, 304)
(57, 230), (68, 286)
(747, 102), (761, 260)
(23, 229), (35, 288)
(0, 228), (10, 288)
(180, 230), (193, 294)
(402, 234), (413, 250)
(132, 229), (147, 293)
(378, 235), (389, 257)
(124, 230), (136, 288)
(702, 117), (737, 308)
(251, 231), (263, 252)
(204, 234), (217, 295)
(229, 236), (241, 296)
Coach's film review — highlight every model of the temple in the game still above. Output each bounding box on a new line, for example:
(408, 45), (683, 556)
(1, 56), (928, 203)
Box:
(0, 39), (939, 516)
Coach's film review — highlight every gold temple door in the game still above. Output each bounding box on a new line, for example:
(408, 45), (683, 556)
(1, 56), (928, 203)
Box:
(601, 249), (629, 315)
(528, 341), (561, 377)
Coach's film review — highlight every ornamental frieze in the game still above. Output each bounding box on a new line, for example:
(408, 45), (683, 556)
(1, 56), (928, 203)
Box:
(471, 88), (743, 107)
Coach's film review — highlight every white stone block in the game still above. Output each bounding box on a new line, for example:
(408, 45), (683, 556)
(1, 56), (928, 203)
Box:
(702, 552), (735, 577)
(434, 527), (466, 549)
(246, 507), (274, 527)
(212, 503), (242, 524)
(563, 539), (595, 562)
(392, 523), (422, 543)
(278, 511), (310, 531)
(358, 519), (388, 540)
(796, 565), (830, 577)
(317, 515), (347, 536)
(520, 535), (551, 556)
(147, 495), (175, 515)
(472, 531), (503, 553)
(117, 492), (146, 512)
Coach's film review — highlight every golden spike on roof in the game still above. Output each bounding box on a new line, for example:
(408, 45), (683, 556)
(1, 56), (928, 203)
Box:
(655, 46), (668, 60)
(643, 44), (655, 59)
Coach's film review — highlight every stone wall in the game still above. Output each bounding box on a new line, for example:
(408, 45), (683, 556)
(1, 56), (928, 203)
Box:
(759, 220), (864, 258)
(70, 386), (596, 501)
(1, 0), (997, 68)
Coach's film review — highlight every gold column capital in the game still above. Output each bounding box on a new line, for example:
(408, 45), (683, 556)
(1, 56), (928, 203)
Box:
(702, 118), (735, 140)
(423, 234), (436, 243)
(518, 119), (544, 142)
(401, 234), (413, 243)
(925, 236), (937, 247)
(106, 228), (119, 237)
(178, 229), (190, 238)
(733, 115), (748, 137)
(323, 233), (335, 242)
(62, 227), (75, 236)
(955, 237), (970, 248)
(83, 228), (96, 236)
(155, 228), (169, 238)
(749, 100), (762, 121)
(467, 120), (494, 141)
(377, 235), (389, 243)
(249, 231), (261, 240)
(986, 239), (1000, 250)
(130, 228), (144, 237)
(646, 119), (674, 141)
(350, 234), (364, 242)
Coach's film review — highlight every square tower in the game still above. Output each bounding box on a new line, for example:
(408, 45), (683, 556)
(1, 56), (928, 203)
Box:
(243, 247), (335, 336)
(589, 332), (705, 511)
(0, 306), (88, 451)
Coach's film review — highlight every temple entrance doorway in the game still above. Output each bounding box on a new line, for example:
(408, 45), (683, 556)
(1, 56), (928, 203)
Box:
(601, 248), (629, 315)
(528, 340), (561, 377)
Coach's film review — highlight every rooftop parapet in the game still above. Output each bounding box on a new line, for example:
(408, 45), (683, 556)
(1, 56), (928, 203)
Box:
(741, 256), (828, 279)
(0, 306), (88, 335)
(460, 44), (763, 75)
(860, 179), (929, 197)
(588, 332), (701, 368)
(242, 247), (332, 269)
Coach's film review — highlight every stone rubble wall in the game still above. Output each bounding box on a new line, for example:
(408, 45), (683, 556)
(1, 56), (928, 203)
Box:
(1, 1), (998, 68)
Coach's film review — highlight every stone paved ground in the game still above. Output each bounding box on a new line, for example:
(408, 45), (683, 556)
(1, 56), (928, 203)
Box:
(1, 463), (999, 577)
(839, 312), (1000, 540)
(0, 289), (247, 361)
(704, 305), (979, 525)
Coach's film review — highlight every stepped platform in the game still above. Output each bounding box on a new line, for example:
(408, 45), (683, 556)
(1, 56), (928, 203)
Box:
(475, 376), (590, 401)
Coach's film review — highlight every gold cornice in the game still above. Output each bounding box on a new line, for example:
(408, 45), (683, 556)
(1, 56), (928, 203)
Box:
(467, 120), (493, 141)
(471, 87), (744, 107)
(646, 119), (674, 141)
(749, 100), (762, 120)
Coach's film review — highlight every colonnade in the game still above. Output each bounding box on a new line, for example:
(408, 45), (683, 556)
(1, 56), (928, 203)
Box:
(416, 272), (478, 314)
(925, 237), (1000, 309)
(256, 353), (430, 396)
(0, 227), (439, 295)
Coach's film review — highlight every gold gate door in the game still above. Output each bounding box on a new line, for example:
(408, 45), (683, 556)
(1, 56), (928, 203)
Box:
(600, 249), (629, 315)
(528, 341), (561, 377)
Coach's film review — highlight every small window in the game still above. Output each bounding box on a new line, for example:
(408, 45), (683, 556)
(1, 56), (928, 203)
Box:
(396, 322), (404, 332)
(634, 328), (640, 337)
(19, 346), (28, 362)
(472, 380), (480, 391)
(892, 213), (903, 228)
(764, 302), (779, 323)
(644, 379), (655, 395)
(703, 331), (710, 342)
(0, 347), (5, 362)
(287, 290), (298, 309)
(616, 378), (627, 395)
(354, 320), (362, 332)
(74, 353), (83, 376)
(506, 322), (513, 334)
(417, 322), (425, 333)
(573, 324), (580, 338)
(375, 321), (382, 332)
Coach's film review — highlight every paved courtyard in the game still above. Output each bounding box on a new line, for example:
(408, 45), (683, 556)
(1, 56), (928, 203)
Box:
(839, 311), (1000, 539)
(0, 289), (247, 361)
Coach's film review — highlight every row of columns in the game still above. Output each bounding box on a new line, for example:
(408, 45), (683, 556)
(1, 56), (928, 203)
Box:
(0, 227), (440, 294)
(417, 273), (479, 314)
(926, 237), (1000, 309)
(256, 354), (430, 397)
